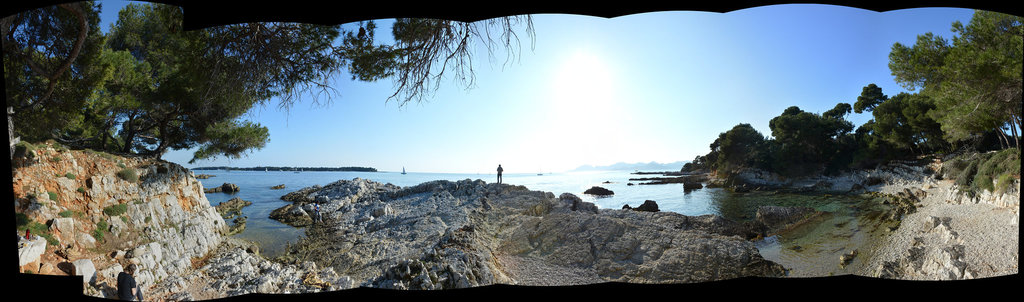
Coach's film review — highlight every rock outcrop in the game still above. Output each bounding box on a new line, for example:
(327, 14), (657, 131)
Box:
(275, 179), (786, 288)
(622, 200), (660, 212)
(583, 186), (614, 196)
(11, 143), (227, 298)
(215, 197), (251, 219)
(204, 183), (239, 194)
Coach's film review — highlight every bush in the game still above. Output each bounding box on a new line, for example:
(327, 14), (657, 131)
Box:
(103, 204), (128, 216)
(15, 214), (58, 246)
(93, 221), (109, 242)
(77, 187), (86, 193)
(59, 210), (73, 218)
(117, 168), (138, 182)
(974, 149), (1020, 193)
(47, 191), (58, 201)
(944, 149), (1020, 194)
(65, 173), (75, 180)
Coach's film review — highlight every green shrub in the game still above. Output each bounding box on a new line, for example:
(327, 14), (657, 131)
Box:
(51, 156), (61, 162)
(77, 187), (86, 193)
(103, 204), (128, 216)
(14, 214), (58, 246)
(47, 191), (58, 201)
(118, 163), (127, 169)
(994, 173), (1015, 193)
(59, 210), (73, 218)
(15, 213), (30, 229)
(954, 159), (979, 189)
(92, 228), (105, 242)
(65, 173), (75, 180)
(121, 216), (129, 223)
(116, 168), (138, 182)
(93, 221), (109, 242)
(40, 233), (58, 246)
(973, 149), (1020, 193)
(945, 149), (1020, 194)
(145, 216), (152, 223)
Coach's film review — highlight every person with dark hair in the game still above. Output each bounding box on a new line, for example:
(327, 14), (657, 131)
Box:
(117, 263), (143, 301)
(496, 164), (503, 184)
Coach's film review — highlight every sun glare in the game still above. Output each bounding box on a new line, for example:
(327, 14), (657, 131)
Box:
(538, 50), (630, 168)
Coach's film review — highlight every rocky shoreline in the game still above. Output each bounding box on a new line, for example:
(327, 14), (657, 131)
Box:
(719, 158), (1019, 279)
(13, 146), (1018, 300)
(270, 179), (790, 288)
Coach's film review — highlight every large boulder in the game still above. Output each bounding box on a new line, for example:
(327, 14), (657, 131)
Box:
(215, 197), (252, 219)
(205, 183), (240, 194)
(558, 193), (599, 214)
(622, 200), (660, 212)
(269, 204), (313, 227)
(583, 186), (614, 196)
(72, 258), (97, 285)
(18, 235), (47, 267)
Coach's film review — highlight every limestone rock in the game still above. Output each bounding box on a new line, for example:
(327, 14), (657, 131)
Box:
(18, 236), (47, 266)
(72, 258), (97, 285)
(269, 204), (313, 227)
(204, 183), (239, 194)
(558, 193), (598, 214)
(279, 179), (786, 288)
(215, 197), (252, 219)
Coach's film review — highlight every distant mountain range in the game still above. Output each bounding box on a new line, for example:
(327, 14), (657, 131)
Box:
(570, 161), (689, 172)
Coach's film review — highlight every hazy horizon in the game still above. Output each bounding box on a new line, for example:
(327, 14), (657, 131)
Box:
(90, 2), (976, 174)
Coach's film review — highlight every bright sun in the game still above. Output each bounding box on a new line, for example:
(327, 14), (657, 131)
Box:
(538, 50), (630, 167)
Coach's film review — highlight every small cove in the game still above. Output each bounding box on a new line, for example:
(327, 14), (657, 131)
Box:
(196, 170), (897, 276)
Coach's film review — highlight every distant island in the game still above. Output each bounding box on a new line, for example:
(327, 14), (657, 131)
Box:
(571, 161), (689, 172)
(192, 166), (378, 172)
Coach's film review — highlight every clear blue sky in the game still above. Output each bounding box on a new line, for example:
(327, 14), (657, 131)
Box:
(97, 1), (977, 173)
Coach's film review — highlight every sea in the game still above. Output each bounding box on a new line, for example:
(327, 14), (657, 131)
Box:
(196, 169), (897, 277)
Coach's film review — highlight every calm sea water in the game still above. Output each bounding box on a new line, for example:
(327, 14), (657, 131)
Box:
(197, 169), (895, 276)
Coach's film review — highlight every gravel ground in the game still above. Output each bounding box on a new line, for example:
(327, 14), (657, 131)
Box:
(494, 253), (605, 286)
(866, 178), (1019, 279)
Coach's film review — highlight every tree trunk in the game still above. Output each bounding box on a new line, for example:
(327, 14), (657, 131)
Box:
(996, 128), (1008, 150)
(121, 113), (139, 154)
(33, 3), (90, 108)
(1010, 113), (1021, 150)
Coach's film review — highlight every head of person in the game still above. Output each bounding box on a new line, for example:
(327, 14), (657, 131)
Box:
(125, 263), (137, 275)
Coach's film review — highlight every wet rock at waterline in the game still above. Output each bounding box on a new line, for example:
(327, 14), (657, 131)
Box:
(583, 186), (614, 196)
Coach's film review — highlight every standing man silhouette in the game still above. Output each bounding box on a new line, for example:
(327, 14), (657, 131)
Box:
(497, 164), (504, 184)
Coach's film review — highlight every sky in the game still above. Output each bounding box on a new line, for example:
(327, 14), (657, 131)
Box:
(94, 1), (979, 174)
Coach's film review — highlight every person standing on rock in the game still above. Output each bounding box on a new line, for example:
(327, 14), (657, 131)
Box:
(497, 164), (504, 184)
(314, 202), (322, 223)
(117, 263), (143, 301)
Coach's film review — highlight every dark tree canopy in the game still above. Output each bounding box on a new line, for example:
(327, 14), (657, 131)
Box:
(889, 10), (1022, 149)
(3, 2), (107, 142)
(4, 2), (535, 162)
